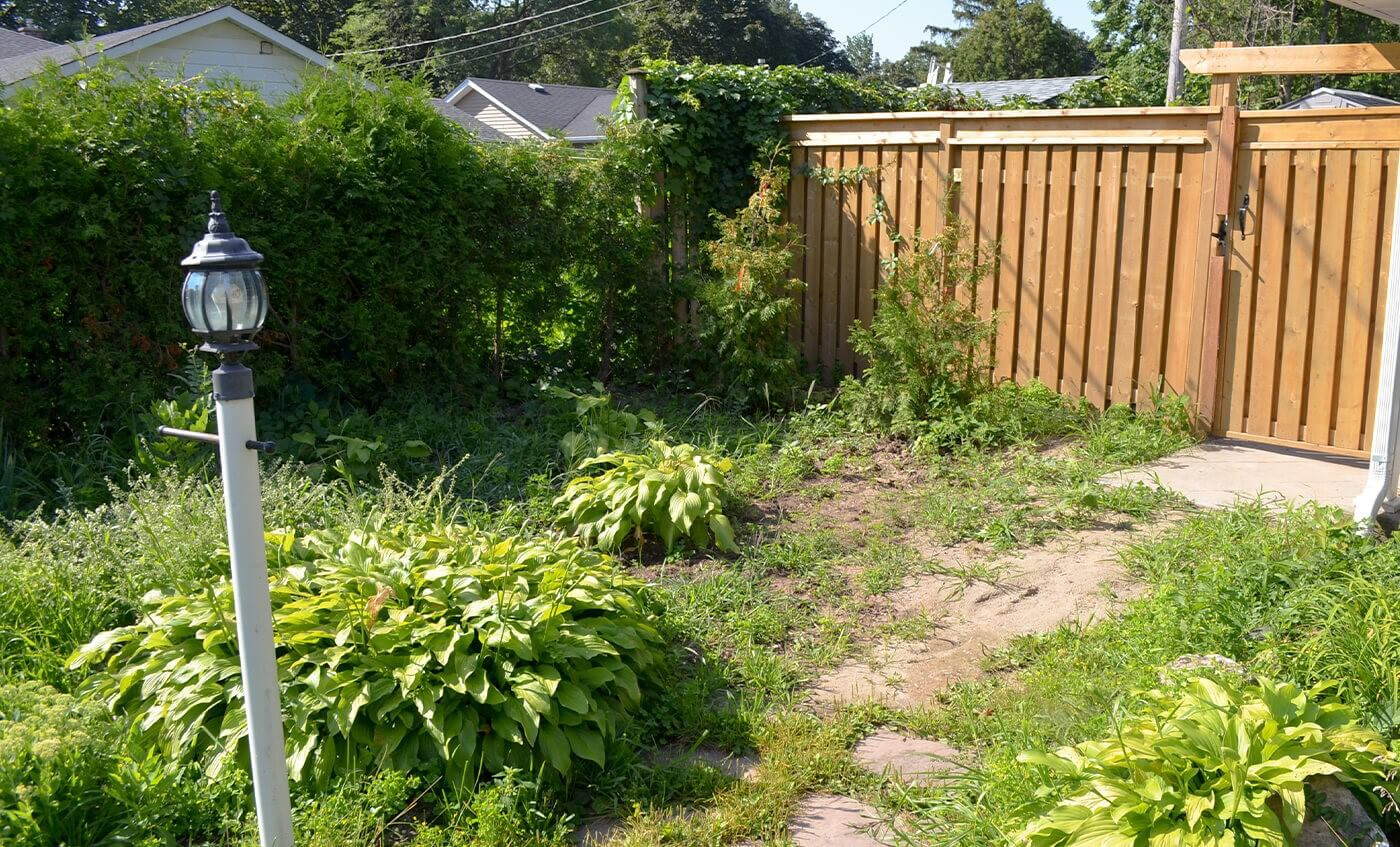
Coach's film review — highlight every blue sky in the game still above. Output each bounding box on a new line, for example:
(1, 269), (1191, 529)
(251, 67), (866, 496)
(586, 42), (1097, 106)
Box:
(793, 0), (1098, 64)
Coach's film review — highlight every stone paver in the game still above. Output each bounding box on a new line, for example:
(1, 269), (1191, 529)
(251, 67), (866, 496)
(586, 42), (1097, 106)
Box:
(853, 730), (967, 786)
(1107, 438), (1366, 511)
(573, 817), (622, 846)
(789, 794), (891, 847)
(649, 744), (760, 780)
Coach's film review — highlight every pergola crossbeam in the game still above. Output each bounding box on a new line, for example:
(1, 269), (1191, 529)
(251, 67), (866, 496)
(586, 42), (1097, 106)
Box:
(1180, 42), (1400, 75)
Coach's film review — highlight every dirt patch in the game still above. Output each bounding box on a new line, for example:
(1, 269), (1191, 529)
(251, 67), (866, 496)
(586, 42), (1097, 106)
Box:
(810, 521), (1151, 710)
(762, 441), (925, 538)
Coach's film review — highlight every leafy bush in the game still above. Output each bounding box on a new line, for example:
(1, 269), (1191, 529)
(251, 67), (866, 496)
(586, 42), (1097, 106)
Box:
(691, 151), (805, 407)
(840, 206), (999, 445)
(1019, 676), (1400, 846)
(0, 66), (660, 450)
(544, 383), (661, 470)
(554, 441), (739, 554)
(71, 524), (667, 788)
(0, 681), (241, 847)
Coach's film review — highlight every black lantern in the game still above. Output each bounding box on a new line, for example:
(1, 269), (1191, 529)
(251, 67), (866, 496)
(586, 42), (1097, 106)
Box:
(181, 191), (267, 353)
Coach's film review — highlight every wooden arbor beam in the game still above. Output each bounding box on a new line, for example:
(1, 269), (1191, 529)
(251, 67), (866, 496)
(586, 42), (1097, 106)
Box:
(1180, 42), (1400, 75)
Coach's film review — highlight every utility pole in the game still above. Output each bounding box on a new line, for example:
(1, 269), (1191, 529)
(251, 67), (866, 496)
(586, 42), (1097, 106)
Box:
(1166, 0), (1187, 103)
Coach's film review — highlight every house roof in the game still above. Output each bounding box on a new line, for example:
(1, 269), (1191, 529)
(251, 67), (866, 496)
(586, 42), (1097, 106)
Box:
(1279, 86), (1400, 109)
(444, 76), (615, 140)
(430, 97), (510, 142)
(0, 27), (57, 60)
(0, 5), (331, 86)
(945, 75), (1102, 104)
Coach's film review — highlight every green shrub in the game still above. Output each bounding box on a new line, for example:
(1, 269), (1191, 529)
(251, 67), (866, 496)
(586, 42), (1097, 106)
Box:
(0, 681), (241, 847)
(71, 524), (667, 788)
(554, 441), (739, 554)
(0, 66), (660, 450)
(839, 206), (999, 444)
(691, 151), (806, 407)
(544, 383), (662, 470)
(1020, 676), (1400, 846)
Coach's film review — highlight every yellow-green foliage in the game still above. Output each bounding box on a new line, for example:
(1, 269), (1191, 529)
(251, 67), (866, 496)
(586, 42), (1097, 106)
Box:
(70, 525), (667, 788)
(1018, 677), (1400, 846)
(555, 441), (738, 554)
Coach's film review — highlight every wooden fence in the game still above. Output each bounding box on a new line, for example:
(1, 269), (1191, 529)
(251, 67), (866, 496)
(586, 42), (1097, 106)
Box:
(783, 103), (1400, 455)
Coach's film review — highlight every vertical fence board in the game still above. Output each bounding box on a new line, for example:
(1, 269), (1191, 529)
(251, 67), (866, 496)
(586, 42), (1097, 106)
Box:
(1222, 150), (1263, 434)
(1041, 147), (1073, 388)
(1113, 148), (1153, 405)
(1063, 148), (1098, 398)
(837, 147), (861, 376)
(819, 148), (842, 377)
(1140, 147), (1180, 404)
(802, 147), (825, 368)
(1018, 148), (1049, 382)
(1277, 149), (1321, 441)
(1338, 150), (1384, 450)
(1166, 148), (1204, 394)
(788, 147), (807, 349)
(1362, 150), (1397, 450)
(997, 148), (1027, 381)
(1087, 149), (1125, 408)
(1249, 150), (1292, 437)
(1306, 150), (1351, 447)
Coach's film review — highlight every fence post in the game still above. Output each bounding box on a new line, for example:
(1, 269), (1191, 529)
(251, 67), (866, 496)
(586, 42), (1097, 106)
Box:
(1195, 43), (1240, 432)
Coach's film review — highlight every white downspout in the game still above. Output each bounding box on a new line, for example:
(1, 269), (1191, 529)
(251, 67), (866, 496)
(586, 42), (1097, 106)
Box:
(1353, 161), (1400, 529)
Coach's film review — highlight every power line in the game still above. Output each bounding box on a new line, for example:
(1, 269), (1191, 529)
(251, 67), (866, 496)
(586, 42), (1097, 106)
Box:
(328, 0), (601, 57)
(797, 0), (913, 68)
(382, 0), (647, 69)
(442, 12), (643, 65)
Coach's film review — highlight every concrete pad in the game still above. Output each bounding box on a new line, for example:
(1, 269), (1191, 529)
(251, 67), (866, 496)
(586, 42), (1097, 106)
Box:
(1107, 438), (1367, 511)
(789, 794), (892, 846)
(853, 730), (968, 786)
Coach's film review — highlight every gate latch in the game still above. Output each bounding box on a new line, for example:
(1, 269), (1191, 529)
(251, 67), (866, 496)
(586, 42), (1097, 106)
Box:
(1210, 214), (1229, 253)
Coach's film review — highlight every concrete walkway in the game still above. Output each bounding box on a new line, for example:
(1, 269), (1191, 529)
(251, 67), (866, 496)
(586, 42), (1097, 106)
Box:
(1109, 438), (1368, 511)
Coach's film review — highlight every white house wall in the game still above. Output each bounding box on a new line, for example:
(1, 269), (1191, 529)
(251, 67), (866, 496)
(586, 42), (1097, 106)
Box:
(120, 19), (315, 100)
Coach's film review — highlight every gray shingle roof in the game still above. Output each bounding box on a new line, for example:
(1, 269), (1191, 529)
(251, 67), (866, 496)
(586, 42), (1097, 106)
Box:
(0, 9), (209, 84)
(0, 27), (56, 60)
(430, 97), (510, 142)
(946, 75), (1102, 105)
(465, 77), (615, 139)
(1279, 86), (1400, 109)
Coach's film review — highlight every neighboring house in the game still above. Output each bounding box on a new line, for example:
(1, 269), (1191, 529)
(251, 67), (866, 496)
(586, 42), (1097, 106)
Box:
(1279, 86), (1400, 109)
(945, 75), (1102, 106)
(434, 77), (616, 144)
(0, 5), (331, 100)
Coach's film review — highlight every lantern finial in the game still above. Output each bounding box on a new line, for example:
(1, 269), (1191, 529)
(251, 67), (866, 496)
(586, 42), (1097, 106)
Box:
(207, 190), (231, 235)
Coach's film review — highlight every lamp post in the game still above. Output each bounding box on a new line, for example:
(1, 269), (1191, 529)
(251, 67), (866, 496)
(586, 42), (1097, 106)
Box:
(165, 191), (293, 847)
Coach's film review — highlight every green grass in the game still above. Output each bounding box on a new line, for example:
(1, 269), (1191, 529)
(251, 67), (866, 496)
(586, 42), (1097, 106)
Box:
(889, 502), (1400, 844)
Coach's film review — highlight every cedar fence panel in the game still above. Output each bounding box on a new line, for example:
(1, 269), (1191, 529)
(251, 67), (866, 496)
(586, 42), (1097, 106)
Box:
(782, 106), (1400, 455)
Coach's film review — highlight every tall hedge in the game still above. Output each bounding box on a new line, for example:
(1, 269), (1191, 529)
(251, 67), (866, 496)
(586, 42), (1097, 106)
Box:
(0, 67), (660, 446)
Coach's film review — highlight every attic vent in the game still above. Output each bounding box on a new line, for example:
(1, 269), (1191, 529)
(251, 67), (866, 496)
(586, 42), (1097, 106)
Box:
(528, 83), (547, 93)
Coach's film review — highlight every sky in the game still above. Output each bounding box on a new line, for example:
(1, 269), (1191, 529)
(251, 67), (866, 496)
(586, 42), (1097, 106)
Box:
(793, 0), (1098, 64)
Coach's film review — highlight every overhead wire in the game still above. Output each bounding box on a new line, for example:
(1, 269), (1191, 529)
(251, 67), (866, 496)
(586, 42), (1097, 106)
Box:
(796, 0), (913, 67)
(328, 0), (601, 56)
(376, 0), (650, 69)
(435, 11), (645, 66)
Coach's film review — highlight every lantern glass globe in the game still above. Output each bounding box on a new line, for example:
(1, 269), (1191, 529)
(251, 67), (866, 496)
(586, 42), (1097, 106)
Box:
(182, 268), (267, 339)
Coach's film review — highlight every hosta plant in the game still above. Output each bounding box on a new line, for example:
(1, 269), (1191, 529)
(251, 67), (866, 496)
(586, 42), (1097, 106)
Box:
(554, 441), (739, 554)
(1018, 676), (1400, 846)
(70, 524), (667, 788)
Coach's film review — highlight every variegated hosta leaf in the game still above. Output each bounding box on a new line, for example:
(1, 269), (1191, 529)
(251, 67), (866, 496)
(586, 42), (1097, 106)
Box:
(68, 525), (667, 789)
(1015, 676), (1400, 846)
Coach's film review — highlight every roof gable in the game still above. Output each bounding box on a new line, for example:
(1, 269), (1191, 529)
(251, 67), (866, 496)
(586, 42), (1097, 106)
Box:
(0, 5), (330, 86)
(447, 77), (615, 140)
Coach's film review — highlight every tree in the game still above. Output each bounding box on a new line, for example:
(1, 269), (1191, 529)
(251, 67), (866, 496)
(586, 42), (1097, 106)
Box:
(627, 0), (852, 71)
(0, 0), (356, 48)
(844, 32), (881, 80)
(947, 0), (1093, 80)
(1087, 0), (1400, 107)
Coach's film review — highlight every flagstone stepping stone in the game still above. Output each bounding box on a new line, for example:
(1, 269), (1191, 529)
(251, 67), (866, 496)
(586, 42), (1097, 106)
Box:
(648, 743), (760, 780)
(788, 793), (892, 846)
(572, 816), (621, 846)
(853, 730), (968, 786)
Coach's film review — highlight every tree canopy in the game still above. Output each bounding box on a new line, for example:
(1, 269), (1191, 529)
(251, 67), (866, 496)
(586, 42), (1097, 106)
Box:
(945, 0), (1093, 81)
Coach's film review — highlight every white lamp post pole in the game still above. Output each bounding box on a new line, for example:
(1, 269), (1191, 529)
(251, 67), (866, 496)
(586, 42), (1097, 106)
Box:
(165, 192), (295, 846)
(214, 361), (294, 847)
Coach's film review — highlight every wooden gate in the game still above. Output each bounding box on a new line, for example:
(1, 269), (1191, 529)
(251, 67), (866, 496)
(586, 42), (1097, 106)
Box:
(1215, 109), (1400, 454)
